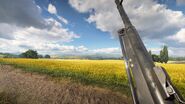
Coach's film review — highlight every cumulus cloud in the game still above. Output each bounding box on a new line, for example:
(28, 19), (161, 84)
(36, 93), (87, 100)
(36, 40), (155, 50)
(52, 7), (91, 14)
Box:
(0, 0), (78, 54)
(69, 0), (185, 38)
(0, 18), (79, 54)
(168, 47), (185, 57)
(168, 28), (185, 43)
(0, 23), (18, 40)
(57, 15), (68, 24)
(48, 4), (57, 14)
(0, 0), (45, 28)
(91, 48), (121, 54)
(147, 47), (185, 57)
(69, 0), (185, 56)
(0, 37), (88, 54)
(148, 47), (161, 55)
(47, 3), (68, 24)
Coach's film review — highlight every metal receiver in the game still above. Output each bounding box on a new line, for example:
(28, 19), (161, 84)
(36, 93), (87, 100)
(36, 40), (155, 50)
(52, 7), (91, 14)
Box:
(115, 0), (185, 104)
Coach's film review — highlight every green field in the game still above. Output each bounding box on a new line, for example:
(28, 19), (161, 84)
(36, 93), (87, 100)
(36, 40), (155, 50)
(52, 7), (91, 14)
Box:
(0, 55), (4, 58)
(0, 58), (184, 98)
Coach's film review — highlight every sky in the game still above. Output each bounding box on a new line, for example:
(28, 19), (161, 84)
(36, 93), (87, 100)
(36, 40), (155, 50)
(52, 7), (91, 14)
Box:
(0, 0), (185, 57)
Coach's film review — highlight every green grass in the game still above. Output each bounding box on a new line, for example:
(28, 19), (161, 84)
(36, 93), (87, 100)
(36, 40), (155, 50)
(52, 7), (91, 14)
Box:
(0, 55), (4, 58)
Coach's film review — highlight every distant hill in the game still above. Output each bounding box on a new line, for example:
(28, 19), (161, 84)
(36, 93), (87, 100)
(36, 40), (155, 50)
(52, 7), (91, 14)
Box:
(0, 53), (19, 58)
(0, 54), (4, 58)
(0, 52), (122, 59)
(54, 53), (122, 60)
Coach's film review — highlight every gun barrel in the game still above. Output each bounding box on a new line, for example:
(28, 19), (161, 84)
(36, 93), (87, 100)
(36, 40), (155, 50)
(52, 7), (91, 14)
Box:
(115, 0), (132, 28)
(115, 0), (176, 104)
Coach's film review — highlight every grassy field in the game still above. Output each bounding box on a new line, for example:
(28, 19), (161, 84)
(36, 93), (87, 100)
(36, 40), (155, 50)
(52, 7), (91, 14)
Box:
(0, 58), (184, 98)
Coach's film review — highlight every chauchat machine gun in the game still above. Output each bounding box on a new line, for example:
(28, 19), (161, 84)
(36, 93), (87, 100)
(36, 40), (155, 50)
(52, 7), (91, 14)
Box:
(115, 0), (185, 104)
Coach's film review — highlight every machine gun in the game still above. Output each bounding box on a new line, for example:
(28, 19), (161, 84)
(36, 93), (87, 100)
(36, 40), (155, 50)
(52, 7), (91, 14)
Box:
(115, 0), (185, 104)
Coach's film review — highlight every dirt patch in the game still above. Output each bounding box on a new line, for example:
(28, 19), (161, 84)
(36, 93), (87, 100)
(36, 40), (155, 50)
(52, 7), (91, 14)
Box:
(0, 65), (131, 104)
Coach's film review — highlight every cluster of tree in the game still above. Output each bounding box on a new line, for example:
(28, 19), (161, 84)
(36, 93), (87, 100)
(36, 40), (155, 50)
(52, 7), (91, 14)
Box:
(38, 54), (51, 58)
(19, 49), (50, 59)
(149, 46), (169, 63)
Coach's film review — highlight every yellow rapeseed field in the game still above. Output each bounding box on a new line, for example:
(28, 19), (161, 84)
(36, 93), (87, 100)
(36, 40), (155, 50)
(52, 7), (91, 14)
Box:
(0, 58), (184, 97)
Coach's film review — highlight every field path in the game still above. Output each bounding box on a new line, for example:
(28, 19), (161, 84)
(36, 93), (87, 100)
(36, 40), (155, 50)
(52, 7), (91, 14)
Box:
(0, 65), (130, 104)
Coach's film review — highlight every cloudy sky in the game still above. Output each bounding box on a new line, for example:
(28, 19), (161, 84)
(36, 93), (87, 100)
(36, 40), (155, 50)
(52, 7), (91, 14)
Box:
(0, 0), (185, 56)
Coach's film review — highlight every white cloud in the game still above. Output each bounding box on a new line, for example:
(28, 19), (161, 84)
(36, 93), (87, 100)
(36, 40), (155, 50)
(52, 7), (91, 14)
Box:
(69, 0), (185, 56)
(37, 45), (88, 54)
(0, 0), (78, 55)
(91, 48), (121, 54)
(0, 18), (79, 54)
(148, 48), (161, 55)
(147, 46), (185, 57)
(0, 38), (88, 54)
(4, 18), (79, 42)
(48, 4), (57, 14)
(76, 46), (88, 52)
(57, 15), (68, 24)
(168, 28), (185, 43)
(47, 4), (68, 25)
(168, 47), (185, 57)
(69, 0), (185, 38)
(0, 0), (45, 28)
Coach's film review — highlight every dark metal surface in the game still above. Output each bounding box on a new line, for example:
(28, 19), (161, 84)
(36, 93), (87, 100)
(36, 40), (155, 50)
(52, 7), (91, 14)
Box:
(115, 0), (185, 104)
(119, 29), (139, 104)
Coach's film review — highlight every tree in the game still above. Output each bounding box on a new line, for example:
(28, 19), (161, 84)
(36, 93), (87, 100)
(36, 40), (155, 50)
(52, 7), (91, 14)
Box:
(44, 54), (51, 58)
(159, 46), (169, 63)
(20, 49), (38, 59)
(163, 46), (169, 63)
(38, 54), (43, 58)
(160, 50), (164, 63)
(152, 54), (160, 62)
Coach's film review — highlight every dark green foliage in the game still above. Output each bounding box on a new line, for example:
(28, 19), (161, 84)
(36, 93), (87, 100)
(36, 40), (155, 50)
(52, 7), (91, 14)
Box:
(38, 55), (43, 58)
(163, 46), (169, 63)
(44, 55), (50, 58)
(152, 54), (160, 62)
(149, 46), (169, 63)
(20, 49), (38, 59)
(160, 50), (164, 63)
(160, 46), (169, 63)
(149, 50), (160, 62)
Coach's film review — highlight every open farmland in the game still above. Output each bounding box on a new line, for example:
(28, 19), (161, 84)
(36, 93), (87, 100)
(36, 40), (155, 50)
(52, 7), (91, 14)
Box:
(0, 58), (185, 99)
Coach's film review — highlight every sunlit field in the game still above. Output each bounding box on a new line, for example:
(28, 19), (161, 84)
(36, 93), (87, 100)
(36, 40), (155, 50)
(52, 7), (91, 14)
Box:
(0, 58), (184, 97)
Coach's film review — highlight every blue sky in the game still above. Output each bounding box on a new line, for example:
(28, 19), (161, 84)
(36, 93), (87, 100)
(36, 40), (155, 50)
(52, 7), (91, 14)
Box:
(34, 0), (119, 49)
(0, 0), (185, 56)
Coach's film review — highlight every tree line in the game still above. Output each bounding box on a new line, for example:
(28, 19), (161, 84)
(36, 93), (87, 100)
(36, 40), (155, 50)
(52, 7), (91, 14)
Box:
(19, 49), (50, 59)
(149, 46), (169, 63)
